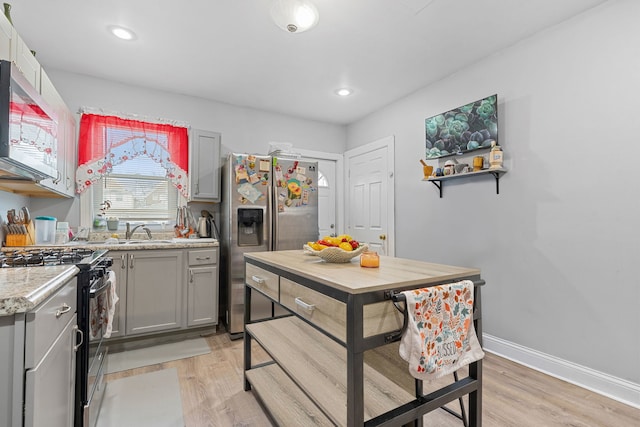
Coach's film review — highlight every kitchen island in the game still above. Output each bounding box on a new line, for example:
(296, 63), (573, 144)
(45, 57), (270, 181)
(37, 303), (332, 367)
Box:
(243, 250), (484, 426)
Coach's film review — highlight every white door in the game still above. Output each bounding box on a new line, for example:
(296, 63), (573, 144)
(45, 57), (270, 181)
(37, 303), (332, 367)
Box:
(345, 136), (395, 256)
(299, 150), (343, 239)
(317, 159), (336, 237)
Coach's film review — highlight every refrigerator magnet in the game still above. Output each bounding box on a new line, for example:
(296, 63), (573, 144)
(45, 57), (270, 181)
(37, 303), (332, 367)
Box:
(248, 172), (259, 184)
(259, 160), (270, 171)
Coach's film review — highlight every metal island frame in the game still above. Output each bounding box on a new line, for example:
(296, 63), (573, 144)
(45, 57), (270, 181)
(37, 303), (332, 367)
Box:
(243, 250), (484, 426)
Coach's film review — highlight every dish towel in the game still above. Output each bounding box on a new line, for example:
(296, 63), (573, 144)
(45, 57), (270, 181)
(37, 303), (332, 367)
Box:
(103, 270), (119, 338)
(399, 280), (485, 380)
(89, 271), (119, 339)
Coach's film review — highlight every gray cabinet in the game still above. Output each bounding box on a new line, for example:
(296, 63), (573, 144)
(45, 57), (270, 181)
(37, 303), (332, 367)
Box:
(186, 248), (219, 327)
(39, 69), (77, 198)
(189, 129), (221, 202)
(124, 250), (184, 336)
(0, 274), (78, 427)
(24, 314), (77, 427)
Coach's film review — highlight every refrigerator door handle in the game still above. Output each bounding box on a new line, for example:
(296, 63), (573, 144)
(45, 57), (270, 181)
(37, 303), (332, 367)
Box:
(267, 183), (275, 251)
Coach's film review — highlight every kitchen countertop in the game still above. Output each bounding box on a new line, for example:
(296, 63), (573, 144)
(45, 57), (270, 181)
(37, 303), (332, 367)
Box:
(0, 265), (79, 316)
(1, 238), (219, 252)
(245, 250), (481, 294)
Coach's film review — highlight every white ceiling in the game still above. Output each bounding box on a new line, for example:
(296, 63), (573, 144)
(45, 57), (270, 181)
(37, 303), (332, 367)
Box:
(10, 0), (608, 125)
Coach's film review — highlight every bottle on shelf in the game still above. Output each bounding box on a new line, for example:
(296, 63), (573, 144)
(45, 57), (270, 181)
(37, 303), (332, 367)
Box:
(489, 141), (503, 169)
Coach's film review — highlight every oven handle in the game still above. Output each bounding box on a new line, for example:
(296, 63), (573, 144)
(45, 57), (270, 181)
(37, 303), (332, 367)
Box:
(73, 325), (84, 352)
(89, 277), (112, 298)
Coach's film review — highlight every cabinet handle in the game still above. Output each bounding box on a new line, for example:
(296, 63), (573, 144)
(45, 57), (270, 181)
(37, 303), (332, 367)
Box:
(56, 303), (71, 318)
(196, 256), (210, 261)
(129, 253), (134, 269)
(251, 275), (265, 285)
(294, 297), (315, 312)
(121, 254), (126, 269)
(73, 325), (84, 352)
(189, 269), (193, 283)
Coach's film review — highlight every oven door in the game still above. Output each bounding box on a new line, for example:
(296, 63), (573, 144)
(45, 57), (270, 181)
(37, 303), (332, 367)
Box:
(84, 274), (111, 427)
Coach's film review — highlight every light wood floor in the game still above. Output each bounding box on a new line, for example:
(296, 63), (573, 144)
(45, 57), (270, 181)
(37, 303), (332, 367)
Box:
(105, 330), (639, 426)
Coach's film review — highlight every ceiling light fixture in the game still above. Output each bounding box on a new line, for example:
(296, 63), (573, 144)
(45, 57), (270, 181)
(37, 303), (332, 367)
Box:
(335, 88), (353, 97)
(270, 0), (319, 34)
(108, 25), (136, 41)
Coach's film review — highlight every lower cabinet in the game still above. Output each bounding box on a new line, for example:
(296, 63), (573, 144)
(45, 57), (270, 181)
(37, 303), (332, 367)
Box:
(24, 314), (77, 427)
(124, 250), (184, 336)
(0, 274), (79, 427)
(108, 246), (219, 340)
(187, 248), (219, 327)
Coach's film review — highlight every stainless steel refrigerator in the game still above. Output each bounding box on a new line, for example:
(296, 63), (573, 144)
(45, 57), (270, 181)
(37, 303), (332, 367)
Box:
(220, 153), (319, 338)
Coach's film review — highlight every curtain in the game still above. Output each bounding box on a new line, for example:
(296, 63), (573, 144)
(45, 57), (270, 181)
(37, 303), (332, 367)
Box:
(76, 114), (189, 197)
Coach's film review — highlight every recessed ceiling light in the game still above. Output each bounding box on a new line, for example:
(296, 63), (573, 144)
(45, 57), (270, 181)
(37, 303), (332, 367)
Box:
(108, 25), (136, 41)
(335, 88), (353, 97)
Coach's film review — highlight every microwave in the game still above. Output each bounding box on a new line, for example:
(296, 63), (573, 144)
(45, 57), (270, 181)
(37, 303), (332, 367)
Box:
(0, 59), (58, 181)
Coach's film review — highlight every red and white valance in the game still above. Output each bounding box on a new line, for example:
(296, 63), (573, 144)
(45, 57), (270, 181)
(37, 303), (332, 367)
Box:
(76, 113), (189, 197)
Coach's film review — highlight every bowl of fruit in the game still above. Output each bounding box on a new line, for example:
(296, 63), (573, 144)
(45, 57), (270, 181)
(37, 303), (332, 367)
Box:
(303, 235), (368, 263)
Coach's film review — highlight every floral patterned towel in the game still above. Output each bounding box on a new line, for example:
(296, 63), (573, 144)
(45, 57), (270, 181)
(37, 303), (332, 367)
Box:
(89, 271), (119, 339)
(399, 280), (484, 380)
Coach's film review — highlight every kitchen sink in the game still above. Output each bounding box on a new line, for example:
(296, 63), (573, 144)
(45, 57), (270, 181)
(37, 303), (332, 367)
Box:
(118, 239), (174, 245)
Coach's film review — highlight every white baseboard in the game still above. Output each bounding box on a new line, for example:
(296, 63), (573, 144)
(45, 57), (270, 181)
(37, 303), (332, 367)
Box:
(483, 334), (640, 409)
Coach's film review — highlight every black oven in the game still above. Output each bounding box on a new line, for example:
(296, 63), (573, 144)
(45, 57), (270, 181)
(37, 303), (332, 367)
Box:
(74, 249), (112, 427)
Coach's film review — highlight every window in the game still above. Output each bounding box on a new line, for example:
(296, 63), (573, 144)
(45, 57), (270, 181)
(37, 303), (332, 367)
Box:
(76, 112), (189, 228)
(91, 156), (179, 224)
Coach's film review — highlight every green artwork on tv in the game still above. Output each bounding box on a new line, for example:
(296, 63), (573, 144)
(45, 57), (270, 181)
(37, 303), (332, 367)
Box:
(425, 94), (498, 159)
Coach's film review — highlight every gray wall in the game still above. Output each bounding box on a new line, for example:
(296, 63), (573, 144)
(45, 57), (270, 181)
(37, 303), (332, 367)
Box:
(347, 0), (639, 386)
(26, 71), (347, 226)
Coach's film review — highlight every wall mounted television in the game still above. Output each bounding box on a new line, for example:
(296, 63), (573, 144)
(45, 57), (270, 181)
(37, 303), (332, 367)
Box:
(425, 94), (498, 159)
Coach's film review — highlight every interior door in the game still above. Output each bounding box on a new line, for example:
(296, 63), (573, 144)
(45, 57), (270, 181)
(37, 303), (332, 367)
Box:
(317, 159), (336, 237)
(345, 136), (395, 255)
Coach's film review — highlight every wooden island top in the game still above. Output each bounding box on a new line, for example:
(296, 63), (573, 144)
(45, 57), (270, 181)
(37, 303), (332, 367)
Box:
(244, 249), (481, 294)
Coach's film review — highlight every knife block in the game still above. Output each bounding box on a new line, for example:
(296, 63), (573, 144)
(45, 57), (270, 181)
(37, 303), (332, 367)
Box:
(6, 221), (35, 246)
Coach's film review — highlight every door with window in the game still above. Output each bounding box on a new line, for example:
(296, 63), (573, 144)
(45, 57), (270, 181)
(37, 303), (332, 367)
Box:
(299, 150), (342, 239)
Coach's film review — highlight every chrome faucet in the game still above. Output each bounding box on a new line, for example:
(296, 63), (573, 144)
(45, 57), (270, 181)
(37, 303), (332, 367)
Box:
(125, 223), (153, 240)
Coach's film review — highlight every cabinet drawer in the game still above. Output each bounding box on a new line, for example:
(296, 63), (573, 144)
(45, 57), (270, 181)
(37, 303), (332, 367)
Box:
(245, 264), (279, 301)
(25, 277), (78, 368)
(280, 278), (404, 343)
(188, 248), (217, 266)
(280, 277), (346, 340)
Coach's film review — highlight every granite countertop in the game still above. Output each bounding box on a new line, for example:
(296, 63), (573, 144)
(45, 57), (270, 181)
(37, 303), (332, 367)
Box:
(1, 238), (219, 252)
(0, 265), (79, 316)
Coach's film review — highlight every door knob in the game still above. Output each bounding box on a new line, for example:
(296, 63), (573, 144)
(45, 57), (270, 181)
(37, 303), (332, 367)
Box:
(379, 234), (386, 240)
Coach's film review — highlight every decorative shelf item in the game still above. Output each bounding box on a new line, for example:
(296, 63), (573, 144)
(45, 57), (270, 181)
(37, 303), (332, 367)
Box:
(424, 168), (507, 198)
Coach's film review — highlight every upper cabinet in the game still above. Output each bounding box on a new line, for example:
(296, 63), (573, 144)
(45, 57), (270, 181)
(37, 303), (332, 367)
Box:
(189, 129), (221, 202)
(0, 11), (11, 59)
(0, 12), (76, 197)
(39, 69), (76, 197)
(13, 32), (39, 91)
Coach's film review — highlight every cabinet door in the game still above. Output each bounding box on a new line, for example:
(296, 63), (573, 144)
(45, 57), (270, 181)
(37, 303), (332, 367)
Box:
(108, 252), (129, 338)
(190, 129), (221, 201)
(187, 265), (218, 326)
(24, 314), (77, 427)
(13, 33), (40, 91)
(0, 12), (12, 60)
(126, 250), (184, 335)
(39, 70), (77, 197)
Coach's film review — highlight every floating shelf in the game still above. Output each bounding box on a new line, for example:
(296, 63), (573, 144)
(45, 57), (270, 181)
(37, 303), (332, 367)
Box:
(424, 168), (507, 198)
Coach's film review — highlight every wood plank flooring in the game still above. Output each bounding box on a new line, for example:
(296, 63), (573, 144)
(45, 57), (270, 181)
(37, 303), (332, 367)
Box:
(105, 330), (639, 426)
